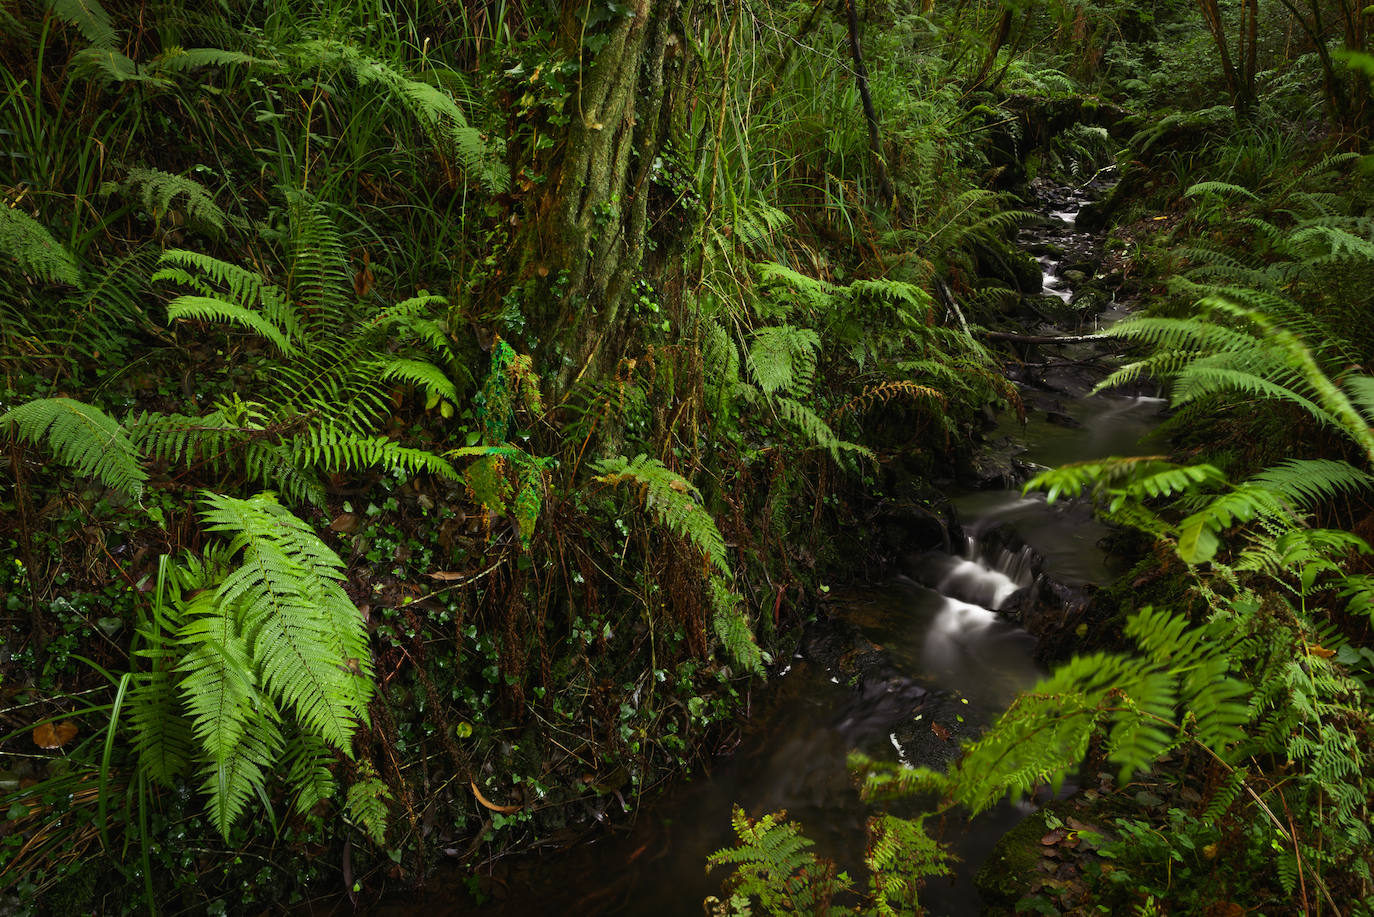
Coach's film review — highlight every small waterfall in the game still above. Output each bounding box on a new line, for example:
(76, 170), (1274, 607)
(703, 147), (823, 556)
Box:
(913, 533), (1037, 612)
(1040, 259), (1074, 303)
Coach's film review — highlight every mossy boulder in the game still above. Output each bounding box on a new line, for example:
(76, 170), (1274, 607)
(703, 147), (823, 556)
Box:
(975, 808), (1053, 913)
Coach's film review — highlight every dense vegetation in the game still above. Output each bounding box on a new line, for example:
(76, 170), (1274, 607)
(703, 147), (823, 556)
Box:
(2, 0), (1373, 913)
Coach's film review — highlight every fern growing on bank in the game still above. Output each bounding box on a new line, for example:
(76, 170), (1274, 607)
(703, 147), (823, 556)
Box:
(152, 195), (460, 503)
(707, 805), (950, 915)
(103, 167), (231, 237)
(131, 493), (376, 838)
(0, 205), (81, 287)
(47, 0), (118, 48)
(284, 39), (507, 193)
(0, 397), (147, 500)
(1026, 455), (1374, 565)
(892, 606), (1252, 814)
(707, 807), (854, 915)
(593, 454), (763, 674)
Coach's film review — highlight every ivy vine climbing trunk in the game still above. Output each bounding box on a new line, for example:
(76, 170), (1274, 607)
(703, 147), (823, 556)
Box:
(509, 0), (683, 394)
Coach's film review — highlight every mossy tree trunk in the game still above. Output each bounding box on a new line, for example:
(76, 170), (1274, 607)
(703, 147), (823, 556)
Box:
(510, 0), (684, 394)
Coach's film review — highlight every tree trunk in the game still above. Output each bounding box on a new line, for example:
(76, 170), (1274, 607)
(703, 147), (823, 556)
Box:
(1196, 0), (1243, 107)
(844, 0), (897, 211)
(968, 5), (1014, 91)
(1197, 0), (1259, 115)
(509, 0), (682, 393)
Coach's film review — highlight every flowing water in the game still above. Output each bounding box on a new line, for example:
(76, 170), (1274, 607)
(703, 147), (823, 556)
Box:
(384, 181), (1164, 916)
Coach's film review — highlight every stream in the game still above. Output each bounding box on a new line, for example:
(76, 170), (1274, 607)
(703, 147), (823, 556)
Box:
(379, 179), (1164, 916)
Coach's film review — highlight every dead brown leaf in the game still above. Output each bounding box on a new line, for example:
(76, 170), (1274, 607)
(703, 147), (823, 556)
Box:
(471, 781), (521, 814)
(33, 721), (78, 750)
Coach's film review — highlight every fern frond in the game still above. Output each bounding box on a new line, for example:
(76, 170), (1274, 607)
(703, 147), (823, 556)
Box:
(155, 249), (301, 342)
(153, 46), (264, 72)
(346, 773), (391, 845)
(753, 261), (834, 314)
(111, 168), (228, 236)
(708, 807), (850, 914)
(0, 206), (81, 286)
(283, 734), (336, 816)
(1184, 180), (1260, 202)
(200, 493), (372, 752)
(1, 397), (146, 500)
(373, 357), (458, 403)
(1249, 459), (1374, 507)
(286, 39), (507, 192)
(128, 667), (194, 787)
(166, 295), (296, 356)
(593, 454), (728, 574)
(949, 607), (1250, 811)
(296, 424), (459, 482)
(72, 48), (170, 86)
(709, 575), (764, 676)
(283, 192), (352, 331)
(746, 324), (819, 397)
(177, 589), (261, 764)
(774, 397), (873, 463)
(48, 0), (116, 47)
(201, 712), (284, 839)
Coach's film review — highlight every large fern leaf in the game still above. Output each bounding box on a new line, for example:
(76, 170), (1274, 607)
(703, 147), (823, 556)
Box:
(48, 0), (116, 47)
(109, 168), (229, 237)
(593, 454), (729, 574)
(0, 206), (81, 286)
(1, 397), (146, 500)
(201, 492), (373, 752)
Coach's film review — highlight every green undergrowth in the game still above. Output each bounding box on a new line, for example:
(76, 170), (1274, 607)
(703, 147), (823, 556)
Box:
(0, 0), (1065, 912)
(707, 5), (1374, 915)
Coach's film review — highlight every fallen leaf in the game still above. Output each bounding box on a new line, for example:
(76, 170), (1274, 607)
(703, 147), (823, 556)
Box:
(33, 721), (78, 750)
(470, 781), (521, 814)
(1041, 829), (1068, 845)
(426, 571), (472, 582)
(930, 722), (950, 741)
(1306, 643), (1336, 658)
(330, 513), (361, 534)
(352, 250), (374, 298)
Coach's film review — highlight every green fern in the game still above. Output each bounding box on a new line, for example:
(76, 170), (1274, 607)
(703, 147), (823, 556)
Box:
(285, 39), (507, 192)
(166, 295), (296, 355)
(1, 397), (147, 500)
(1184, 180), (1260, 202)
(48, 0), (116, 48)
(152, 46), (263, 73)
(864, 813), (950, 916)
(106, 168), (229, 237)
(946, 606), (1250, 812)
(132, 493), (374, 839)
(153, 203), (460, 503)
(708, 575), (765, 676)
(1029, 455), (1374, 565)
(747, 325), (819, 397)
(345, 771), (391, 845)
(707, 806), (854, 916)
(593, 455), (764, 674)
(593, 454), (728, 575)
(0, 206), (81, 287)
(774, 397), (873, 463)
